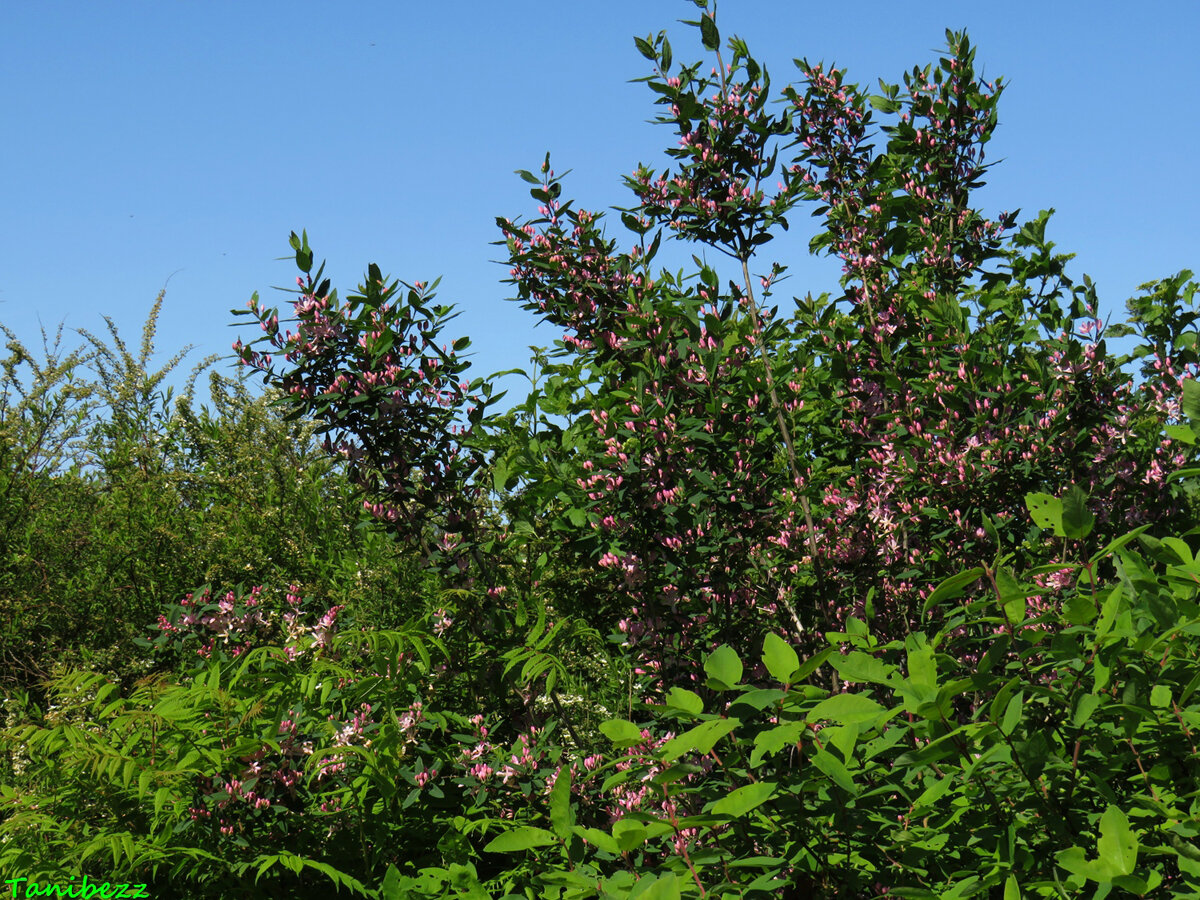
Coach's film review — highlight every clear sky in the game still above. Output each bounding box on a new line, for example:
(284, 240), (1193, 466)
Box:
(3, 1), (1196, 409)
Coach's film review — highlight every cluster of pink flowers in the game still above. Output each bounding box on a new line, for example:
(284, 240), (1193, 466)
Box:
(157, 586), (268, 659)
(156, 582), (348, 663)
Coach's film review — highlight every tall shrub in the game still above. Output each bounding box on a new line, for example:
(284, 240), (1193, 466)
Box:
(238, 4), (1198, 687)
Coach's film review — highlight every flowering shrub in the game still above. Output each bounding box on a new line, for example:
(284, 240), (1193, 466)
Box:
(476, 504), (1200, 897)
(489, 18), (1200, 680)
(0, 589), (449, 895)
(4, 2), (1199, 897)
(239, 4), (1197, 694)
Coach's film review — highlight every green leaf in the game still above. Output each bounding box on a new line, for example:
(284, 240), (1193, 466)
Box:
(704, 644), (743, 689)
(493, 458), (510, 493)
(751, 722), (804, 766)
(1165, 423), (1197, 445)
(666, 687), (704, 716)
(730, 688), (788, 711)
(1184, 379), (1200, 421)
(549, 767), (573, 839)
(1062, 592), (1097, 625)
(1000, 692), (1023, 735)
(711, 781), (776, 817)
(153, 786), (171, 817)
(1056, 845), (1104, 882)
(996, 567), (1029, 624)
(796, 647), (835, 682)
(612, 819), (647, 852)
(1097, 805), (1138, 877)
(912, 775), (954, 811)
(658, 718), (740, 762)
(621, 211), (648, 235)
(634, 35), (657, 61)
(599, 719), (646, 749)
(811, 748), (857, 794)
(574, 826), (621, 855)
(807, 692), (886, 726)
(699, 13), (720, 50)
(905, 635), (937, 690)
(1073, 694), (1102, 727)
(1025, 492), (1064, 536)
(762, 632), (800, 683)
(923, 567), (985, 613)
(177, 749), (201, 770)
(1062, 484), (1094, 540)
(1162, 536), (1194, 563)
(483, 826), (559, 852)
(1004, 874), (1021, 900)
(830, 650), (895, 686)
(1089, 525), (1151, 566)
(632, 872), (682, 900)
(1150, 684), (1172, 708)
(652, 763), (702, 786)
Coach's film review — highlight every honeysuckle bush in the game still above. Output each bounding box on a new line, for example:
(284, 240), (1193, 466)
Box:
(0, 585), (450, 895)
(7, 499), (1200, 897)
(464, 498), (1200, 898)
(491, 18), (1199, 678)
(1, 579), (629, 895)
(4, 1), (1200, 896)
(237, 4), (1199, 697)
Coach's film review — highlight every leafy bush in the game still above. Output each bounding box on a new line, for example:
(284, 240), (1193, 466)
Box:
(9, 501), (1200, 897)
(240, 9), (1197, 697)
(3, 3), (1199, 897)
(0, 295), (432, 697)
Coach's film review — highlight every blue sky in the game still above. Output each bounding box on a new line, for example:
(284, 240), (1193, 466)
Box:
(3, 1), (1196, 409)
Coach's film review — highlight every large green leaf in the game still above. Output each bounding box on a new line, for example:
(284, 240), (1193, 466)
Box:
(599, 718), (646, 749)
(699, 13), (720, 51)
(1097, 806), (1138, 877)
(704, 644), (743, 689)
(762, 632), (800, 683)
(631, 872), (682, 900)
(573, 826), (620, 855)
(830, 650), (895, 686)
(549, 767), (574, 839)
(666, 687), (704, 716)
(1062, 484), (1094, 539)
(612, 819), (647, 852)
(923, 567), (985, 614)
(999, 692), (1024, 736)
(750, 721), (804, 767)
(806, 692), (886, 726)
(996, 567), (1030, 624)
(1055, 807), (1139, 884)
(1025, 492), (1064, 536)
(905, 634), (937, 690)
(1183, 378), (1200, 421)
(711, 781), (776, 817)
(810, 748), (857, 794)
(483, 826), (559, 852)
(658, 718), (740, 762)
(1072, 693), (1101, 727)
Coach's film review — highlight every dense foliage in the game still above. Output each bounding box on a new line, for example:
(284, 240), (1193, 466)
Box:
(3, 3), (1199, 896)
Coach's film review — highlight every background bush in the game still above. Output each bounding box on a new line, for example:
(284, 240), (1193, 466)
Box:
(3, 4), (1200, 897)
